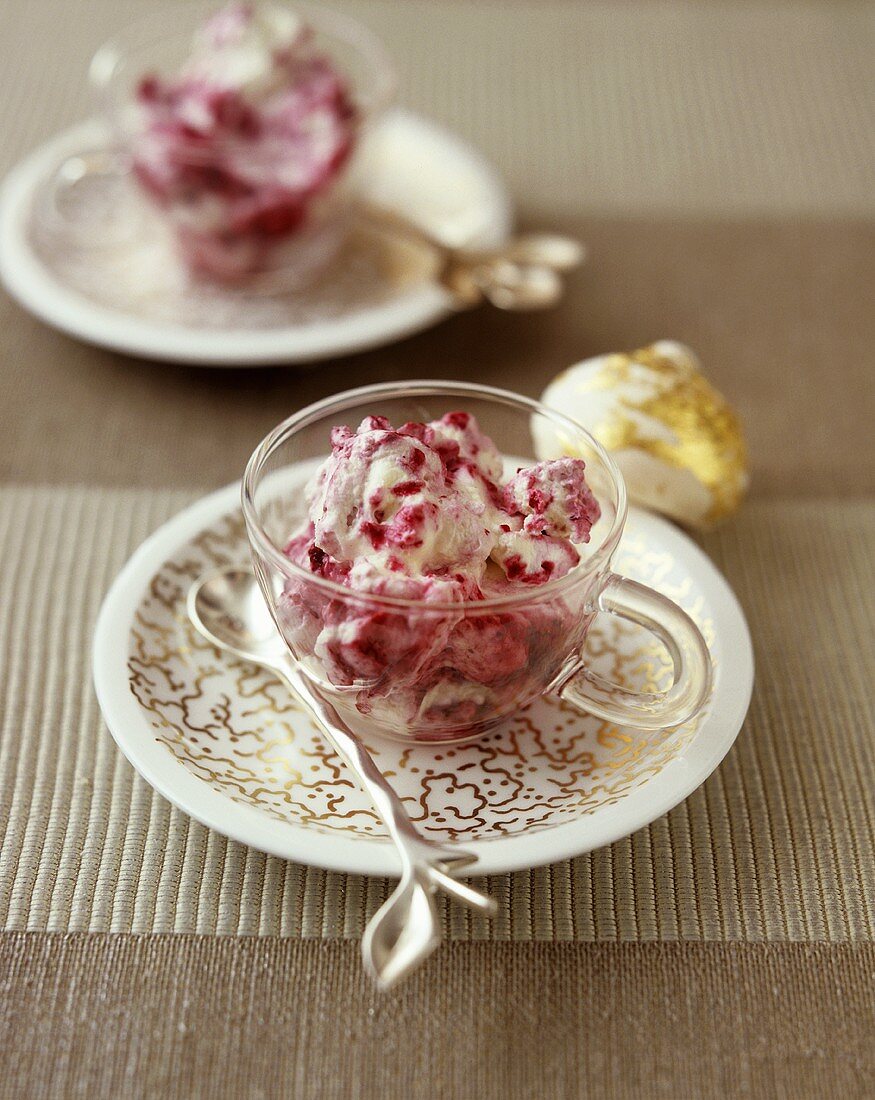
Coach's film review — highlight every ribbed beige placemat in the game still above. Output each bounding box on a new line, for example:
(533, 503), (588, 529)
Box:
(1, 486), (872, 941)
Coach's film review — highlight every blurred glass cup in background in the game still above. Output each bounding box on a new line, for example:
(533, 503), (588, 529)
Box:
(39, 2), (395, 289)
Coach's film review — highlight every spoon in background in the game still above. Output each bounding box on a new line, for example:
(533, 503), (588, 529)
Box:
(188, 566), (497, 989)
(360, 203), (586, 310)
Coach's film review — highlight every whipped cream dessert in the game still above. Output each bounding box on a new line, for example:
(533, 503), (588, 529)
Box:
(133, 3), (358, 280)
(279, 412), (600, 738)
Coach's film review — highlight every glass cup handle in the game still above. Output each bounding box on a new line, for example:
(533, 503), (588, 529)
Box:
(560, 573), (713, 730)
(35, 146), (136, 246)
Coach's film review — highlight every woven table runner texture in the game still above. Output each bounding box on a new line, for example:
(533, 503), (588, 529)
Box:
(2, 937), (873, 1100)
(0, 486), (871, 941)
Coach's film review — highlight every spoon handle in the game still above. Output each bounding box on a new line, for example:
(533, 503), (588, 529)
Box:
(279, 662), (431, 854)
(358, 202), (456, 258)
(274, 661), (496, 987)
(280, 661), (493, 870)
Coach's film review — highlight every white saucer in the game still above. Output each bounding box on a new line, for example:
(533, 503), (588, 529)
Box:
(93, 483), (753, 877)
(0, 110), (511, 365)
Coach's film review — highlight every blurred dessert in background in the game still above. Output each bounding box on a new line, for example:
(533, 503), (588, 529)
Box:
(132, 3), (359, 281)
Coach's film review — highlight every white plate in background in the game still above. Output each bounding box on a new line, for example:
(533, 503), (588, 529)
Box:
(0, 109), (512, 365)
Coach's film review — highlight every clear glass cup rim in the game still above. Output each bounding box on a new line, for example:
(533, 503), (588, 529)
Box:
(88, 0), (397, 156)
(241, 379), (629, 612)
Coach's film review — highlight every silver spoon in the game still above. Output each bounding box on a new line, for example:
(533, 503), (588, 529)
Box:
(361, 203), (585, 311)
(188, 566), (496, 989)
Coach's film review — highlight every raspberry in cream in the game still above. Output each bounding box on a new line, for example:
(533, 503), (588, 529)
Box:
(278, 412), (600, 738)
(132, 3), (358, 280)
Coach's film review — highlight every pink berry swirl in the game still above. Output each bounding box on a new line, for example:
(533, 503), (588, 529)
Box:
(89, 2), (395, 282)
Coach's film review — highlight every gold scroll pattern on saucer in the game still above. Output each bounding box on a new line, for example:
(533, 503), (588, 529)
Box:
(126, 511), (714, 842)
(538, 341), (749, 529)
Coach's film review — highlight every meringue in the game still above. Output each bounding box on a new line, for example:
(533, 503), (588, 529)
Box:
(536, 341), (749, 528)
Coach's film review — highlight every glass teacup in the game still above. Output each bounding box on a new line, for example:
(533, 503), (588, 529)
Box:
(40, 1), (395, 287)
(242, 381), (712, 745)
